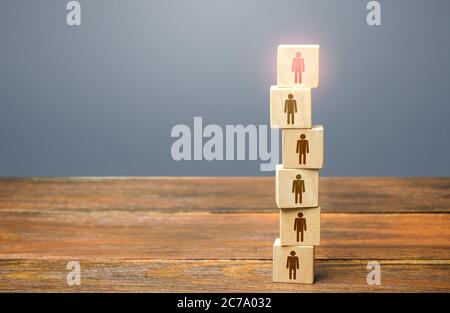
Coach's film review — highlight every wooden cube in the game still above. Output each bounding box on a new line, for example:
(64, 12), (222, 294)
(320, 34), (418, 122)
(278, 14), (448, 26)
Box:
(280, 207), (320, 246)
(282, 126), (324, 169)
(273, 238), (314, 284)
(270, 86), (311, 129)
(275, 165), (319, 208)
(277, 45), (319, 88)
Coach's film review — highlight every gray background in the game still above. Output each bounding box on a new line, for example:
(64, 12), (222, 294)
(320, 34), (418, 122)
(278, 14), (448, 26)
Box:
(1, 0), (449, 176)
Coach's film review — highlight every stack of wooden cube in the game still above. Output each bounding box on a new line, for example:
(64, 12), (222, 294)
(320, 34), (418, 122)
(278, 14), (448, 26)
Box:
(271, 45), (322, 284)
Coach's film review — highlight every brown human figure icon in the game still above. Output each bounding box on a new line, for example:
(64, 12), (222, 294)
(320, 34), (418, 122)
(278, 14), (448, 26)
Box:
(284, 93), (297, 125)
(292, 52), (305, 84)
(292, 174), (305, 204)
(286, 251), (300, 280)
(296, 134), (309, 165)
(294, 212), (307, 242)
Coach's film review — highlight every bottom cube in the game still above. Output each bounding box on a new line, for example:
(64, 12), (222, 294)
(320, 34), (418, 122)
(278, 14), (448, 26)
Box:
(273, 238), (314, 284)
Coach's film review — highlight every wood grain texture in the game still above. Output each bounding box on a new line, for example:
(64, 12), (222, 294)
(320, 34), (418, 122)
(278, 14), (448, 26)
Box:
(0, 259), (448, 292)
(1, 177), (448, 213)
(0, 211), (448, 260)
(0, 177), (449, 292)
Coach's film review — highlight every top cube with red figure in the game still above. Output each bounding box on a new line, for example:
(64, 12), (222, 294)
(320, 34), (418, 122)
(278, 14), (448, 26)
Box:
(277, 45), (319, 88)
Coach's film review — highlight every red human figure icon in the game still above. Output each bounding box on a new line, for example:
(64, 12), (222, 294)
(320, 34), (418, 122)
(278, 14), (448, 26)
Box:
(292, 52), (305, 84)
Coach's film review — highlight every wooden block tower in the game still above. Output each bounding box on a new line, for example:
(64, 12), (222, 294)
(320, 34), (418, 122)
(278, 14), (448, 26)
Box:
(271, 45), (322, 284)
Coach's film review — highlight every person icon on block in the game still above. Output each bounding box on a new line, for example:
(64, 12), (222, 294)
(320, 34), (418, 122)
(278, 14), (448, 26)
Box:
(292, 52), (305, 84)
(286, 251), (300, 280)
(294, 212), (307, 242)
(296, 134), (309, 165)
(284, 93), (297, 125)
(292, 174), (306, 204)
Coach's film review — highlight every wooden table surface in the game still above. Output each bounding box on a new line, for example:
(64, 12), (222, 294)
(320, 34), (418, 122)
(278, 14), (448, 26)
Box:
(0, 177), (449, 292)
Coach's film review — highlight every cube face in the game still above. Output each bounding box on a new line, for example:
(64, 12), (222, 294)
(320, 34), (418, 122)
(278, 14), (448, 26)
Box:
(273, 238), (314, 284)
(277, 45), (319, 88)
(276, 165), (319, 208)
(282, 126), (324, 169)
(270, 86), (311, 129)
(280, 207), (320, 246)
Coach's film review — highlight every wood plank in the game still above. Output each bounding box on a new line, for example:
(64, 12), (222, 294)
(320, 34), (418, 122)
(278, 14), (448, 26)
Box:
(0, 259), (448, 292)
(0, 177), (449, 213)
(0, 212), (448, 260)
